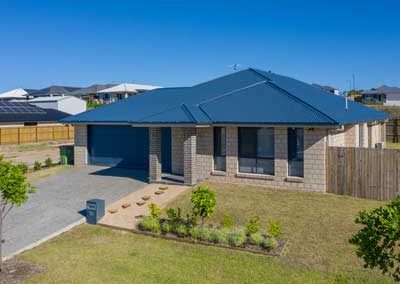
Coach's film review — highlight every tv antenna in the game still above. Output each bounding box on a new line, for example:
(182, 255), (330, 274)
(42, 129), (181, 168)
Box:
(229, 64), (241, 71)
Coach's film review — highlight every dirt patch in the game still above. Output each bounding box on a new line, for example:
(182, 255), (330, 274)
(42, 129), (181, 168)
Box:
(0, 259), (43, 284)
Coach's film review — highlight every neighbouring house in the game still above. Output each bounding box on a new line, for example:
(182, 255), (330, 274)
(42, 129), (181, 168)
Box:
(362, 85), (400, 105)
(0, 101), (69, 127)
(95, 83), (160, 104)
(312, 84), (340, 95)
(0, 88), (37, 101)
(27, 96), (86, 115)
(27, 85), (81, 98)
(68, 84), (117, 102)
(62, 68), (388, 192)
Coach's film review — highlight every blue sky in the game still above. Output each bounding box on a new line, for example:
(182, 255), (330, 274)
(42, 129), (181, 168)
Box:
(0, 0), (399, 92)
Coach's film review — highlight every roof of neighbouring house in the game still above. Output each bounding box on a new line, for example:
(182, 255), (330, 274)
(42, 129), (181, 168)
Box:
(0, 101), (70, 124)
(62, 68), (389, 126)
(312, 84), (338, 93)
(362, 85), (400, 95)
(28, 85), (81, 97)
(68, 84), (118, 96)
(27, 95), (84, 103)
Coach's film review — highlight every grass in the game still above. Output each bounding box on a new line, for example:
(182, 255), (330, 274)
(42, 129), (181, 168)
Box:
(18, 182), (393, 283)
(27, 165), (72, 181)
(386, 142), (400, 150)
(15, 142), (57, 152)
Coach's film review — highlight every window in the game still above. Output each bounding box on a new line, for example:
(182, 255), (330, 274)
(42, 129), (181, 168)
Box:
(287, 128), (304, 177)
(213, 127), (226, 171)
(238, 127), (274, 175)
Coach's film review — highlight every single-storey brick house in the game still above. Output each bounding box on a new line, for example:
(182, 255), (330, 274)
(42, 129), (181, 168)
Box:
(62, 68), (389, 192)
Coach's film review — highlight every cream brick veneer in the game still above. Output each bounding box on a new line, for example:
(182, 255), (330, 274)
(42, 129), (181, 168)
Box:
(195, 126), (328, 192)
(171, 128), (184, 175)
(149, 127), (162, 182)
(74, 124), (87, 165)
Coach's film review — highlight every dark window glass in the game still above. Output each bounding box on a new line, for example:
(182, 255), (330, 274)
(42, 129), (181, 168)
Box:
(238, 127), (274, 175)
(288, 128), (304, 177)
(213, 127), (226, 171)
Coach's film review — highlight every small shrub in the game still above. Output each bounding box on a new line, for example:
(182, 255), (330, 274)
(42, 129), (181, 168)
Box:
(198, 227), (213, 241)
(138, 217), (160, 233)
(210, 228), (230, 244)
(148, 203), (161, 219)
(188, 226), (202, 240)
(45, 157), (52, 168)
(220, 213), (234, 228)
(191, 185), (217, 226)
(166, 207), (182, 222)
(246, 216), (261, 235)
(160, 221), (172, 234)
(33, 161), (41, 171)
(262, 237), (278, 250)
(17, 163), (28, 174)
(175, 223), (188, 237)
(228, 229), (247, 247)
(249, 233), (264, 246)
(268, 219), (282, 238)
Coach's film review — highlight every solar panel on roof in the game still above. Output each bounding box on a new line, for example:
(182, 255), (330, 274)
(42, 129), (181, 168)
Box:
(0, 101), (46, 114)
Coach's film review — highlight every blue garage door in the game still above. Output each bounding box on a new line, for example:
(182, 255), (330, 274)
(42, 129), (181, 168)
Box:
(88, 125), (149, 169)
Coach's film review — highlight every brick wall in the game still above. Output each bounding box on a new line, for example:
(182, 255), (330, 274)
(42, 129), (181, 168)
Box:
(74, 124), (87, 165)
(196, 126), (328, 192)
(183, 127), (197, 185)
(149, 127), (161, 182)
(171, 128), (184, 175)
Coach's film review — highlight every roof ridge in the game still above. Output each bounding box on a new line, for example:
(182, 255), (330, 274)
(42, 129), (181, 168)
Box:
(197, 80), (268, 106)
(249, 68), (338, 124)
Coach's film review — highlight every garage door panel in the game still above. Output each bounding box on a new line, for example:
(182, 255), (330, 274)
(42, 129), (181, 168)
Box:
(88, 125), (149, 169)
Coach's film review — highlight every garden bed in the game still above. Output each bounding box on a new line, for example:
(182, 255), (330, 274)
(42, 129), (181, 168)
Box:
(134, 226), (287, 256)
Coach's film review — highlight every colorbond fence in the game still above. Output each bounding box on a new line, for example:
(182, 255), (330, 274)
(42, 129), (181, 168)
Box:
(386, 118), (400, 143)
(327, 147), (400, 201)
(0, 125), (74, 145)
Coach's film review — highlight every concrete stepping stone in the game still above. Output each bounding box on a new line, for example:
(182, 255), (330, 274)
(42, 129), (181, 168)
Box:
(108, 208), (118, 214)
(142, 196), (151, 201)
(136, 201), (146, 206)
(159, 185), (168, 190)
(155, 190), (165, 195)
(122, 203), (131, 209)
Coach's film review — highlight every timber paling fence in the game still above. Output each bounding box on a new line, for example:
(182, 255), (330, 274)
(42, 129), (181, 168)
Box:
(327, 147), (400, 201)
(0, 125), (74, 145)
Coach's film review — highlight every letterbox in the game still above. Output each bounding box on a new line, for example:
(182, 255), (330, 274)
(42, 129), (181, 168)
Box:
(86, 199), (105, 224)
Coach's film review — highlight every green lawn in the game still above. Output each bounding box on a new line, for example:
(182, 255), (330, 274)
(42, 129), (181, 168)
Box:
(19, 182), (393, 283)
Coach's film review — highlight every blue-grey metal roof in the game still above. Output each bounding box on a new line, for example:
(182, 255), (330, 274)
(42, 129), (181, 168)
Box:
(62, 68), (389, 126)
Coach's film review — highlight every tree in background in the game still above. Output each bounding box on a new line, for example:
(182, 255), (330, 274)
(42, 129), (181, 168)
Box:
(349, 197), (400, 281)
(0, 156), (34, 271)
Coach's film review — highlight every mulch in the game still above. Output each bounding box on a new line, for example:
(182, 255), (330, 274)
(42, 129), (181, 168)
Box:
(0, 259), (43, 284)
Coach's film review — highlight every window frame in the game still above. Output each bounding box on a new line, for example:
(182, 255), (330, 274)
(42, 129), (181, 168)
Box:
(287, 128), (304, 178)
(213, 127), (226, 171)
(238, 127), (275, 175)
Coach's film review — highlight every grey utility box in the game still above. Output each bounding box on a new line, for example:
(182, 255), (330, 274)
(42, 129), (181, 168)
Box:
(86, 199), (105, 224)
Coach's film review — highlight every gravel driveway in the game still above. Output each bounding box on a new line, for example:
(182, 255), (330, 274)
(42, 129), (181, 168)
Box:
(4, 166), (148, 258)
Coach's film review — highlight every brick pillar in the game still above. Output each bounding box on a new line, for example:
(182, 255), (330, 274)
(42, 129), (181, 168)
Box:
(183, 127), (197, 185)
(74, 124), (87, 166)
(149, 127), (162, 182)
(225, 126), (238, 176)
(274, 127), (288, 180)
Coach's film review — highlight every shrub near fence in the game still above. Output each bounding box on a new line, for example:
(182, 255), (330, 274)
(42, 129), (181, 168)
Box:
(327, 147), (400, 201)
(0, 125), (74, 145)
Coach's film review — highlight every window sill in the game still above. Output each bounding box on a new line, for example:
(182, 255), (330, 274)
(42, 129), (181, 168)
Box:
(285, 176), (304, 183)
(235, 172), (274, 180)
(210, 171), (227, 176)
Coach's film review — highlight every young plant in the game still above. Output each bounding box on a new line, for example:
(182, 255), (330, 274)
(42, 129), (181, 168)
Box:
(228, 229), (247, 247)
(33, 161), (41, 171)
(160, 221), (172, 234)
(148, 203), (161, 219)
(175, 224), (188, 237)
(246, 216), (261, 235)
(220, 213), (234, 228)
(0, 156), (35, 270)
(191, 185), (217, 226)
(138, 216), (161, 233)
(166, 207), (182, 222)
(44, 157), (53, 168)
(249, 233), (264, 246)
(210, 228), (230, 244)
(268, 219), (282, 238)
(262, 237), (278, 250)
(349, 197), (400, 281)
